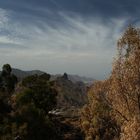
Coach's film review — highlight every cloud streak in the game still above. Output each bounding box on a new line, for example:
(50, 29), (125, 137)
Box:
(0, 7), (130, 79)
(0, 0), (140, 79)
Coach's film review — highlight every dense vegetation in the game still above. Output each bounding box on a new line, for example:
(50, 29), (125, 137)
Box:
(0, 65), (59, 140)
(0, 65), (86, 140)
(81, 26), (140, 140)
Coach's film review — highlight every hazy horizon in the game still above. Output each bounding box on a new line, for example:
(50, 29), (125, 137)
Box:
(0, 0), (140, 79)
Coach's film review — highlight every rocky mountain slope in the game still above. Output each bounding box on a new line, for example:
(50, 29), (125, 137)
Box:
(54, 75), (88, 108)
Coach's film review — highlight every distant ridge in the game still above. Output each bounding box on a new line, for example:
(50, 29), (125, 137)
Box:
(11, 68), (95, 84)
(11, 68), (45, 79)
(51, 74), (95, 84)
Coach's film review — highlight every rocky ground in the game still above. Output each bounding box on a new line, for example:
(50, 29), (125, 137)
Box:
(50, 107), (84, 140)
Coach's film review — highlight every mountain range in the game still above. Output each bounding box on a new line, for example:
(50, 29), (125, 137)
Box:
(11, 68), (95, 84)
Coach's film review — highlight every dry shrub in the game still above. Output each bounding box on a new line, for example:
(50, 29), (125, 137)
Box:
(107, 26), (140, 139)
(120, 117), (140, 140)
(81, 81), (119, 140)
(108, 26), (140, 122)
(81, 26), (140, 140)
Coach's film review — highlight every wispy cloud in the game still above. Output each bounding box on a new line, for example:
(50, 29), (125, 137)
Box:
(0, 8), (8, 26)
(0, 7), (130, 79)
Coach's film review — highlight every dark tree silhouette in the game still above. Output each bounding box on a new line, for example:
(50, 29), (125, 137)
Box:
(0, 64), (17, 92)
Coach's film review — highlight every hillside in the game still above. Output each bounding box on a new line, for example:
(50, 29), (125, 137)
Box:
(54, 75), (88, 108)
(11, 69), (89, 109)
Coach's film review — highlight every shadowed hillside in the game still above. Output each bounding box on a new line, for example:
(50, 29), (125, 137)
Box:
(54, 73), (88, 108)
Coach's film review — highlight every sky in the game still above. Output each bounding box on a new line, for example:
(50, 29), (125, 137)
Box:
(0, 0), (140, 79)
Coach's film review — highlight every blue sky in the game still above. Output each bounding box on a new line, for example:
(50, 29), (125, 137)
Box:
(0, 0), (140, 79)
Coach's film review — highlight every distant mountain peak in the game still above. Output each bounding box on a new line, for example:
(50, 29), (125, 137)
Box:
(11, 68), (45, 80)
(11, 68), (95, 84)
